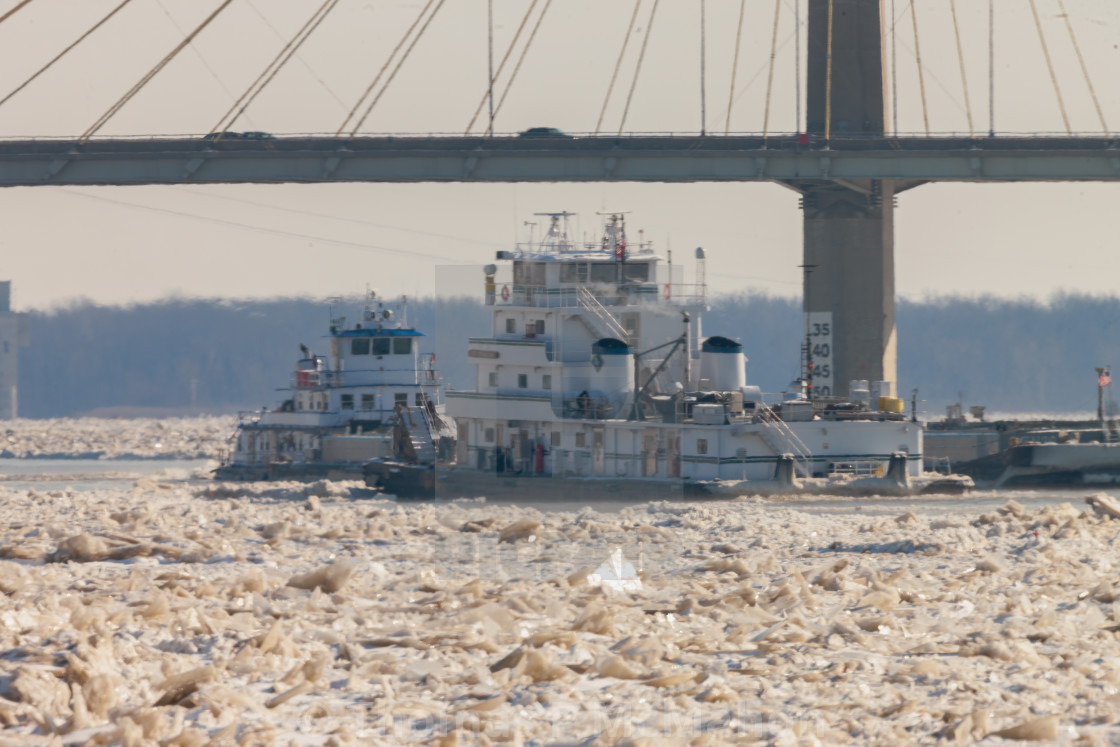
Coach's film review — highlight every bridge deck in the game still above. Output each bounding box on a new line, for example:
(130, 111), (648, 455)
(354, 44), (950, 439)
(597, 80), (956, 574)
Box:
(1, 135), (1118, 186)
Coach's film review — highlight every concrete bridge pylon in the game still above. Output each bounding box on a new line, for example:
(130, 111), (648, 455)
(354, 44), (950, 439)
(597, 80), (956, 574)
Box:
(792, 0), (907, 400)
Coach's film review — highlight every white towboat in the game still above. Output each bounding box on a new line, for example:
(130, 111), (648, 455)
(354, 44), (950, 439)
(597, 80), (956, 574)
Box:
(364, 212), (971, 499)
(216, 292), (452, 481)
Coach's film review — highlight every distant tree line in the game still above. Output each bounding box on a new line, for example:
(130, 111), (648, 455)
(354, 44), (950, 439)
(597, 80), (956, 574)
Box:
(16, 292), (1120, 419)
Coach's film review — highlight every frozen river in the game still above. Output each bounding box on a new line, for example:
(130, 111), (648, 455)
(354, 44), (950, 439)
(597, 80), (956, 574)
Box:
(1, 418), (1119, 744)
(3, 454), (1116, 516)
(0, 458), (215, 492)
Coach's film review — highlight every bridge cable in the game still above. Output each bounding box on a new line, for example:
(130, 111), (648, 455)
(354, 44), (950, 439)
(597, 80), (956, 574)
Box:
(761, 0), (782, 144)
(338, 0), (437, 135)
(988, 0), (994, 135)
(1057, 0), (1109, 136)
(724, 0), (745, 135)
(213, 0), (340, 137)
(907, 0), (929, 135)
(0, 0), (34, 27)
(949, 0), (974, 137)
(794, 0), (801, 134)
(487, 0), (494, 131)
(80, 0), (235, 143)
(617, 0), (661, 135)
(244, 0), (348, 111)
(465, 0), (541, 135)
(0, 0), (136, 111)
(890, 0), (898, 134)
(486, 0), (553, 136)
(347, 0), (449, 137)
(154, 0), (244, 112)
(699, 0), (706, 135)
(1027, 0), (1071, 134)
(824, 0), (833, 141)
(596, 0), (642, 135)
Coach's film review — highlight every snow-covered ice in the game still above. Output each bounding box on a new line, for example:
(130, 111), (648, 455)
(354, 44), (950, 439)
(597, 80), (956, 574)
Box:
(0, 416), (235, 459)
(2, 475), (1119, 744)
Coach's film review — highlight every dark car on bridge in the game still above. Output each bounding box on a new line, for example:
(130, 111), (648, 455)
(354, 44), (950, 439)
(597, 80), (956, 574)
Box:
(202, 131), (275, 142)
(517, 127), (570, 138)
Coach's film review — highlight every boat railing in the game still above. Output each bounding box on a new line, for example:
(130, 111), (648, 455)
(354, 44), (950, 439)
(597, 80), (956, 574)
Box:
(828, 461), (883, 477)
(924, 455), (953, 475)
(563, 395), (614, 420)
(491, 283), (706, 309)
(512, 241), (658, 257)
(292, 367), (442, 388)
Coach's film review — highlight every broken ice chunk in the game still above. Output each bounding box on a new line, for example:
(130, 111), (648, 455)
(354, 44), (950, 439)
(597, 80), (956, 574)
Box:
(586, 548), (641, 593)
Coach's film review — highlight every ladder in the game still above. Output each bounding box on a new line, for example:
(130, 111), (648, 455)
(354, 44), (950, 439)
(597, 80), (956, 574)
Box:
(394, 405), (437, 464)
(756, 406), (814, 478)
(576, 287), (629, 342)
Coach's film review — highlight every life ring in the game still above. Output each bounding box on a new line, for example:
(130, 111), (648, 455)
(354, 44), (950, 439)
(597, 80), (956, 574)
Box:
(663, 284), (671, 300)
(501, 285), (510, 301)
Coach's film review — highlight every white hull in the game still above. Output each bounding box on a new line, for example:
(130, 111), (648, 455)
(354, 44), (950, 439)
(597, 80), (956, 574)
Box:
(447, 399), (925, 483)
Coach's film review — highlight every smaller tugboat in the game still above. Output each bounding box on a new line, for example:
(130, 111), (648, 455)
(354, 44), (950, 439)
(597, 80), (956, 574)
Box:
(215, 292), (449, 482)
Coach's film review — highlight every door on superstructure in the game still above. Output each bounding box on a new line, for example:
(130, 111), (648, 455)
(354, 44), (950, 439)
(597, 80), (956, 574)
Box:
(642, 430), (658, 477)
(667, 431), (681, 478)
(495, 423), (505, 472)
(519, 428), (530, 473)
(592, 427), (605, 475)
(456, 421), (468, 464)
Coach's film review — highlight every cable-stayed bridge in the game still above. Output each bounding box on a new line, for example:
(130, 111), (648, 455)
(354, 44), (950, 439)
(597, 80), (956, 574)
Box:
(1, 0), (1120, 390)
(4, 135), (1120, 186)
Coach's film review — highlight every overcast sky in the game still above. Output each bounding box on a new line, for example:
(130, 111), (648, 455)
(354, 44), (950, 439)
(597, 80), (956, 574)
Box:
(0, 0), (1118, 309)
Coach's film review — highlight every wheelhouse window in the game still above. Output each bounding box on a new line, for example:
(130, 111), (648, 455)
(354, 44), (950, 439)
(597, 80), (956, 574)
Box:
(360, 393), (375, 410)
(372, 338), (390, 356)
(560, 263), (588, 283)
(623, 262), (650, 282)
(589, 263), (618, 284)
(340, 394), (354, 410)
(514, 261), (545, 286)
(393, 337), (412, 355)
(351, 338), (370, 355)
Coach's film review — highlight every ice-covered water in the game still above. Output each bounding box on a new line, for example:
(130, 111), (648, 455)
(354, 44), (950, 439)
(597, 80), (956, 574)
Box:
(1, 418), (1118, 744)
(0, 458), (215, 492)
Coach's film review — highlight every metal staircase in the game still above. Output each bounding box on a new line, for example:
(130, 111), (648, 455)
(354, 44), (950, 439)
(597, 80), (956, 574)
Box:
(576, 287), (629, 343)
(756, 406), (814, 478)
(393, 405), (437, 464)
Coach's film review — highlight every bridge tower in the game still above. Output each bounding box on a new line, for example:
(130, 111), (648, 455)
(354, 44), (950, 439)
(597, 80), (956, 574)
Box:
(792, 0), (902, 399)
